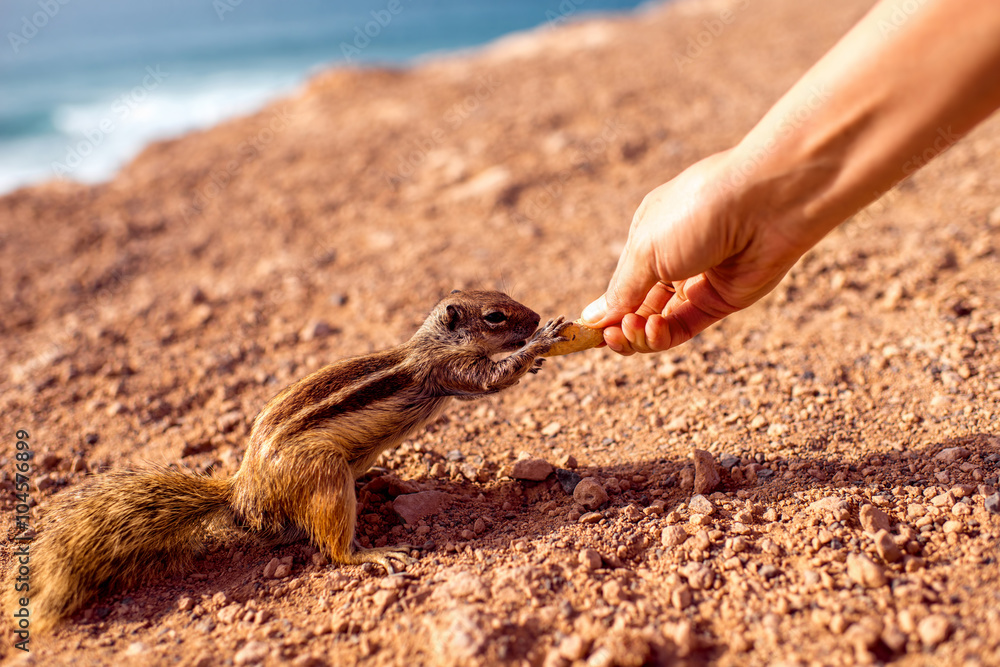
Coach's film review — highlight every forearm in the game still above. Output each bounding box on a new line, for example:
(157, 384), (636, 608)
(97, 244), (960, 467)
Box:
(725, 0), (1000, 248)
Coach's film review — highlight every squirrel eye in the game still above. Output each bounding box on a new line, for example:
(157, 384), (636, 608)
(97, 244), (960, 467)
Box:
(484, 311), (507, 324)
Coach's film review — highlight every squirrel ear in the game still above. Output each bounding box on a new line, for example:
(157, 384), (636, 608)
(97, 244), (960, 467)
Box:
(450, 289), (461, 294)
(445, 304), (461, 331)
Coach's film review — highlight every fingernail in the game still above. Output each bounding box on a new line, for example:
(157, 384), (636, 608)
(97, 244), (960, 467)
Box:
(581, 297), (606, 324)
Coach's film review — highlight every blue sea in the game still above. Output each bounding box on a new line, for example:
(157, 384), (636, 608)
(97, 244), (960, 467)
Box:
(0, 0), (648, 194)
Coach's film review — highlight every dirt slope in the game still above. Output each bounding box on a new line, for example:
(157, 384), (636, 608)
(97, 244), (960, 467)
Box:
(2, 0), (999, 664)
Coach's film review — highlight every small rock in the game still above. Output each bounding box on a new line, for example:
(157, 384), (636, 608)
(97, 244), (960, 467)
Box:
(555, 468), (582, 494)
(579, 511), (603, 524)
(677, 466), (695, 493)
(874, 529), (903, 563)
(661, 525), (688, 548)
(234, 641), (271, 666)
(917, 614), (952, 648)
(985, 492), (1000, 515)
(847, 553), (887, 588)
(435, 570), (488, 602)
(758, 564), (780, 580)
(688, 494), (715, 516)
(125, 642), (148, 656)
(809, 495), (851, 522)
(671, 585), (693, 610)
(263, 558), (280, 579)
(541, 422), (562, 437)
(859, 504), (892, 535)
(511, 458), (553, 481)
(300, 320), (334, 342)
(692, 449), (721, 494)
(935, 447), (971, 464)
(574, 478), (609, 510)
(557, 635), (589, 661)
(218, 604), (243, 624)
(579, 548), (603, 571)
(393, 491), (450, 524)
(942, 520), (964, 534)
(621, 504), (643, 522)
(601, 579), (625, 605)
(557, 454), (578, 469)
(217, 410), (244, 434)
(719, 453), (740, 470)
(177, 596), (195, 612)
(671, 620), (696, 657)
(274, 564), (291, 579)
(373, 589), (399, 614)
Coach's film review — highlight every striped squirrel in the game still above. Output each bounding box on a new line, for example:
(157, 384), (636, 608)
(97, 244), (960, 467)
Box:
(14, 289), (569, 633)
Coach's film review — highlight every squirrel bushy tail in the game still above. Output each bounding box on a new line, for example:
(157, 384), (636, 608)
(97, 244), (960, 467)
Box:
(19, 465), (233, 633)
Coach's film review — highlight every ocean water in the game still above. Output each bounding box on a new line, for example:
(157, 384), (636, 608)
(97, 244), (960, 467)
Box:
(0, 0), (647, 194)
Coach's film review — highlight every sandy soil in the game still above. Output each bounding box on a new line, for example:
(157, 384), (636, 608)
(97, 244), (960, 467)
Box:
(2, 0), (1000, 664)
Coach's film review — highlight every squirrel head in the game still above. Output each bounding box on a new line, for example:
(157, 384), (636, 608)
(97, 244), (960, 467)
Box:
(416, 289), (541, 354)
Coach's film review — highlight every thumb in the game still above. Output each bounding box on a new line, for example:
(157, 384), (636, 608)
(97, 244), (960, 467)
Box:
(581, 241), (660, 326)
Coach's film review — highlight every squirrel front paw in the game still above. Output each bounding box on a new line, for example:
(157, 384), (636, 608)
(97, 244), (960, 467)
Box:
(527, 317), (570, 356)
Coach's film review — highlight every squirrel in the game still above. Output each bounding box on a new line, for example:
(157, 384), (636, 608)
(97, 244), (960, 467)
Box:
(13, 290), (569, 633)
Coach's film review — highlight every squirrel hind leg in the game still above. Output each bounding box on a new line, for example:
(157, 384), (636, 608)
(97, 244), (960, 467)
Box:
(288, 457), (415, 574)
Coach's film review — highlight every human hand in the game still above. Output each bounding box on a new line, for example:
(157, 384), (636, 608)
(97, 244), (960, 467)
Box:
(580, 150), (812, 355)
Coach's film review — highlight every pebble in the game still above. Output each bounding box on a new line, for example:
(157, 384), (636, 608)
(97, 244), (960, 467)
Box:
(557, 454), (578, 469)
(436, 569), (488, 602)
(299, 320), (334, 341)
(874, 529), (903, 563)
(692, 449), (721, 494)
(720, 453), (740, 470)
(942, 520), (964, 534)
(218, 604), (243, 624)
(557, 635), (589, 661)
(556, 468), (582, 494)
(917, 614), (952, 647)
(935, 446), (971, 464)
(511, 457), (554, 481)
(579, 511), (603, 524)
(688, 494), (715, 516)
(671, 620), (696, 657)
(758, 564), (780, 580)
(809, 496), (851, 522)
(661, 525), (688, 548)
(859, 504), (891, 535)
(671, 585), (693, 610)
(177, 596), (195, 612)
(234, 641), (270, 666)
(601, 579), (625, 605)
(579, 548), (603, 571)
(392, 491), (450, 524)
(985, 492), (1000, 515)
(124, 642), (149, 655)
(541, 422), (562, 437)
(574, 478), (609, 510)
(847, 553), (887, 588)
(263, 558), (280, 579)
